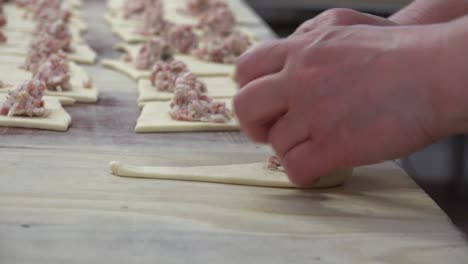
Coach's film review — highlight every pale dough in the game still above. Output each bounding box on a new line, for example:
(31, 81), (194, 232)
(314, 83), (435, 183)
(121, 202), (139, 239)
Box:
(105, 13), (257, 43)
(0, 95), (72, 131)
(135, 99), (239, 133)
(4, 4), (87, 33)
(0, 60), (99, 103)
(101, 59), (149, 80)
(0, 41), (97, 65)
(105, 43), (235, 79)
(110, 161), (353, 188)
(137, 77), (238, 105)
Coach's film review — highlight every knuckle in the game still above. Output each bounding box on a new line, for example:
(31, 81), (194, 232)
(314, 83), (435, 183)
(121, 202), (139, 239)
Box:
(317, 8), (356, 25)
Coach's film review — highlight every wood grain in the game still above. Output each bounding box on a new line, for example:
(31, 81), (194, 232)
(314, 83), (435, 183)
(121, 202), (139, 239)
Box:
(0, 0), (467, 263)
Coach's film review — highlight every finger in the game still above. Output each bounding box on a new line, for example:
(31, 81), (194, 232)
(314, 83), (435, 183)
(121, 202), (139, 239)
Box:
(268, 112), (310, 157)
(282, 139), (344, 187)
(291, 9), (395, 37)
(234, 40), (288, 87)
(234, 73), (288, 143)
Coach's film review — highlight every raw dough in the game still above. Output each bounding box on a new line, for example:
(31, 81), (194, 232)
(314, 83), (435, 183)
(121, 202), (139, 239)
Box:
(103, 43), (235, 79)
(106, 13), (257, 44)
(0, 61), (99, 103)
(110, 161), (353, 188)
(3, 4), (88, 33)
(137, 77), (238, 105)
(0, 95), (72, 131)
(135, 99), (239, 133)
(101, 59), (149, 80)
(0, 41), (97, 64)
(107, 0), (262, 25)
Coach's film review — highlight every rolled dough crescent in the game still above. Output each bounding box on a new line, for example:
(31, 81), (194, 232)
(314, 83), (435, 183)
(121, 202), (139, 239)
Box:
(109, 161), (353, 188)
(137, 77), (238, 105)
(135, 99), (239, 133)
(0, 96), (72, 131)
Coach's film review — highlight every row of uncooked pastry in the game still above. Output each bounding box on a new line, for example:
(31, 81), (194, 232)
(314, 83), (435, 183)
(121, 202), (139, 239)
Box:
(102, 0), (254, 133)
(0, 0), (98, 131)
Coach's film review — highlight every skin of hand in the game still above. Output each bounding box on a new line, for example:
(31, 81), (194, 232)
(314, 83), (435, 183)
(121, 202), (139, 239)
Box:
(291, 8), (397, 37)
(234, 19), (468, 187)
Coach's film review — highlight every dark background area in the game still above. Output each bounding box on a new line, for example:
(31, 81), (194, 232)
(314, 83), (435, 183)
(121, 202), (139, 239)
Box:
(244, 0), (468, 236)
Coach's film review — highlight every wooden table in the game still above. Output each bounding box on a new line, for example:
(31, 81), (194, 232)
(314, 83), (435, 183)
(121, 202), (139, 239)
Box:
(1, 1), (467, 263)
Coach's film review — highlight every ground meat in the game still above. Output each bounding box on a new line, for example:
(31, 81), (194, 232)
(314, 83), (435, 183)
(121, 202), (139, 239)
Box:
(192, 30), (252, 63)
(35, 9), (71, 35)
(150, 59), (188, 92)
(83, 78), (93, 89)
(22, 30), (69, 72)
(0, 11), (6, 27)
(123, 0), (145, 18)
(182, 0), (227, 16)
(169, 72), (232, 123)
(164, 25), (198, 54)
(0, 30), (6, 43)
(12, 0), (31, 7)
(198, 5), (235, 36)
(36, 19), (72, 51)
(264, 156), (285, 172)
(134, 37), (173, 70)
(138, 0), (168, 36)
(121, 53), (132, 63)
(33, 50), (71, 91)
(0, 79), (49, 117)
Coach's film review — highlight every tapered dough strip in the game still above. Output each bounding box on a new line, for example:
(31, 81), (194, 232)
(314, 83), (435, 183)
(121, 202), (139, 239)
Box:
(109, 161), (353, 189)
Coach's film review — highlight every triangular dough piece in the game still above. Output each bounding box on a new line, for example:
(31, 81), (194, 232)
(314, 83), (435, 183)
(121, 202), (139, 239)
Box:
(137, 77), (238, 105)
(0, 62), (99, 103)
(0, 42), (97, 64)
(110, 161), (353, 188)
(3, 4), (87, 33)
(0, 95), (72, 131)
(108, 43), (235, 79)
(106, 0), (262, 25)
(135, 99), (239, 133)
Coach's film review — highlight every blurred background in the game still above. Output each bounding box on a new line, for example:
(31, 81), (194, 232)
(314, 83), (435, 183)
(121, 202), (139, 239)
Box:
(245, 0), (468, 235)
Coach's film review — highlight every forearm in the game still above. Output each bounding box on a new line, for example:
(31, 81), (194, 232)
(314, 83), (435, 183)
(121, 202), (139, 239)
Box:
(390, 0), (468, 25)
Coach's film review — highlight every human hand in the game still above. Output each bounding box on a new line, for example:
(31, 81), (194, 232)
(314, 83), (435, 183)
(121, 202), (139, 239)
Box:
(290, 8), (396, 38)
(234, 23), (463, 187)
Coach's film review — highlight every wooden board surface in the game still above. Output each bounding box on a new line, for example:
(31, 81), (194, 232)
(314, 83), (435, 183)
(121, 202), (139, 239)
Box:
(0, 1), (467, 263)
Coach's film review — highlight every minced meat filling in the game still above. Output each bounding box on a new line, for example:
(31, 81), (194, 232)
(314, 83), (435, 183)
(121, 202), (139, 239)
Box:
(169, 72), (232, 123)
(37, 19), (72, 51)
(150, 59), (188, 92)
(123, 0), (145, 18)
(22, 33), (63, 72)
(0, 30), (6, 43)
(0, 79), (49, 117)
(139, 0), (168, 36)
(33, 50), (71, 91)
(135, 37), (173, 70)
(192, 30), (252, 64)
(264, 156), (285, 172)
(164, 25), (198, 54)
(183, 0), (227, 16)
(198, 5), (235, 36)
